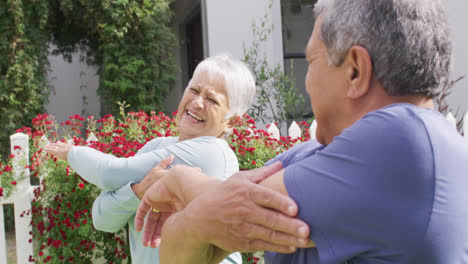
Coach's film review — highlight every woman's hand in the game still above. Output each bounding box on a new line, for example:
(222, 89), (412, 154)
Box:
(44, 142), (74, 161)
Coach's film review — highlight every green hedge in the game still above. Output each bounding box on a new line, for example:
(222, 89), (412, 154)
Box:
(0, 0), (177, 158)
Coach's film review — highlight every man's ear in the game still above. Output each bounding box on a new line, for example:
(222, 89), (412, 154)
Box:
(345, 45), (373, 99)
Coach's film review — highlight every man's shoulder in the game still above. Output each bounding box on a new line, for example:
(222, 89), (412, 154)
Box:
(348, 103), (437, 148)
(362, 103), (434, 130)
(363, 103), (465, 152)
(323, 103), (437, 187)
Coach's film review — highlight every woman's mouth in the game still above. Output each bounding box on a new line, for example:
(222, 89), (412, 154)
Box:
(186, 110), (205, 122)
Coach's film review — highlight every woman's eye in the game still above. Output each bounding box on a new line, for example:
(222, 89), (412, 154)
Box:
(208, 98), (218, 105)
(190, 88), (198, 94)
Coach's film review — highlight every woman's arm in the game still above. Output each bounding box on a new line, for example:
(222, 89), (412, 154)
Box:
(92, 185), (140, 232)
(67, 146), (174, 191)
(92, 155), (174, 233)
(46, 137), (218, 192)
(45, 142), (167, 190)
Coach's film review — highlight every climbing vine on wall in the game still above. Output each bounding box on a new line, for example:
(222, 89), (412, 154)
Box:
(0, 0), (177, 158)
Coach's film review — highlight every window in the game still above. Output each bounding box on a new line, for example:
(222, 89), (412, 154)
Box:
(281, 0), (317, 118)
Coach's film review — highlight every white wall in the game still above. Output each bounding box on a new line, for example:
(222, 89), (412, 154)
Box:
(445, 1), (468, 116)
(46, 46), (100, 124)
(203, 0), (284, 130)
(203, 0), (284, 67)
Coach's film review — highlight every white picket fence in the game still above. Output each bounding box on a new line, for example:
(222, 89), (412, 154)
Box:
(267, 112), (468, 142)
(0, 134), (34, 264)
(1, 112), (467, 263)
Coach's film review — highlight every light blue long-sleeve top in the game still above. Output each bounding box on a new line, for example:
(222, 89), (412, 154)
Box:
(67, 136), (242, 264)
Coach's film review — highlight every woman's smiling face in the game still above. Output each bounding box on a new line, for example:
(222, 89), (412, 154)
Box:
(175, 71), (231, 141)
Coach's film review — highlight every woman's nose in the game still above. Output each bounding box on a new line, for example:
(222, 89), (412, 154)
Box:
(192, 96), (204, 109)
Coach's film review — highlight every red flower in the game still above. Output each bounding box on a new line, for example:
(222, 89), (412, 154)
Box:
(78, 182), (85, 189)
(252, 160), (256, 165)
(11, 181), (17, 185)
(69, 114), (85, 121)
(13, 145), (22, 150)
(0, 187), (3, 197)
(113, 129), (124, 134)
(9, 154), (15, 159)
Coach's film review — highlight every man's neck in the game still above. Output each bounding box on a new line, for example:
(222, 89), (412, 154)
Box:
(387, 94), (434, 109)
(354, 84), (434, 121)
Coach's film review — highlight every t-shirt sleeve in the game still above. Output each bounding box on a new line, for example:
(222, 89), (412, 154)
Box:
(284, 110), (434, 263)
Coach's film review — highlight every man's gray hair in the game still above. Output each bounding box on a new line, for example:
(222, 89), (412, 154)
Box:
(314, 0), (452, 98)
(188, 54), (256, 118)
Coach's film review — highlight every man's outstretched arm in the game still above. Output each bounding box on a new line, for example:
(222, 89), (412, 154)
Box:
(135, 162), (311, 264)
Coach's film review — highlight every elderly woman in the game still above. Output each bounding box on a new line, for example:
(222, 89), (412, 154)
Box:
(45, 54), (256, 264)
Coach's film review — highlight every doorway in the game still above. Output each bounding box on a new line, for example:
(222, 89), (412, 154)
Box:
(185, 8), (204, 81)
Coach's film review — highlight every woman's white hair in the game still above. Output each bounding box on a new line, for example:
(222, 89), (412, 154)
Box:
(188, 54), (256, 119)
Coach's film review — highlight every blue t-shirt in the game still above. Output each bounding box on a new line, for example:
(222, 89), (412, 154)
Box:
(266, 103), (468, 264)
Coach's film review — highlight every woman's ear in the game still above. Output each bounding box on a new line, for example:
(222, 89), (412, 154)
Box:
(345, 45), (373, 99)
(220, 115), (241, 138)
(226, 114), (241, 129)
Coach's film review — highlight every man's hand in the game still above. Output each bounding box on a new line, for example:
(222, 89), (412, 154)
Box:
(131, 155), (174, 200)
(44, 142), (74, 160)
(134, 162), (194, 248)
(155, 161), (310, 264)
